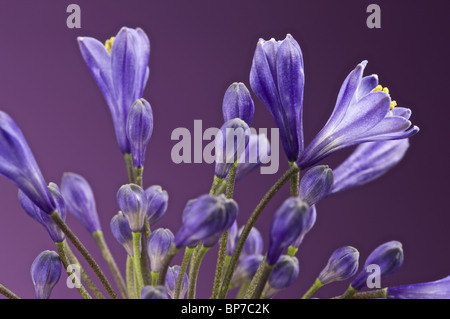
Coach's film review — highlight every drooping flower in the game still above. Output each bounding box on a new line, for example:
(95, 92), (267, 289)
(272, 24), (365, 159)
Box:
(250, 34), (304, 162)
(235, 133), (271, 181)
(30, 250), (62, 299)
(330, 139), (410, 195)
(78, 27), (150, 154)
(110, 212), (134, 256)
(117, 184), (148, 233)
(387, 275), (450, 299)
(147, 228), (175, 273)
(231, 254), (264, 287)
(222, 82), (255, 126)
(214, 119), (251, 179)
(268, 255), (300, 290)
(267, 197), (310, 265)
(60, 172), (101, 234)
(145, 185), (169, 226)
(297, 61), (419, 169)
(175, 194), (238, 248)
(318, 246), (359, 285)
(140, 285), (169, 299)
(0, 111), (56, 214)
(298, 165), (334, 206)
(126, 98), (154, 168)
(165, 265), (189, 299)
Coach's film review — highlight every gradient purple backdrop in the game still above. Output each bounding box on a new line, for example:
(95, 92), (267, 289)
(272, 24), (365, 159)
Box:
(0, 0), (448, 299)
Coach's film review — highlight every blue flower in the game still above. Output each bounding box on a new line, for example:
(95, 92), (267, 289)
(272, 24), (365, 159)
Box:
(165, 265), (189, 299)
(78, 27), (150, 154)
(147, 228), (175, 273)
(318, 246), (359, 285)
(30, 250), (62, 299)
(231, 254), (264, 287)
(298, 165), (334, 206)
(235, 133), (271, 181)
(117, 184), (148, 233)
(145, 185), (169, 226)
(222, 82), (255, 126)
(110, 212), (134, 256)
(140, 285), (168, 299)
(387, 276), (450, 299)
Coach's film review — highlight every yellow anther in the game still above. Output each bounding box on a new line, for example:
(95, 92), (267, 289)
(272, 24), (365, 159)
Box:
(382, 87), (389, 94)
(390, 100), (397, 110)
(373, 85), (383, 92)
(374, 85), (397, 110)
(105, 37), (115, 54)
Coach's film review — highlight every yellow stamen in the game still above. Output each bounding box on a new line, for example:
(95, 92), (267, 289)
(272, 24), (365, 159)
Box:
(373, 85), (397, 110)
(390, 100), (397, 110)
(105, 37), (115, 54)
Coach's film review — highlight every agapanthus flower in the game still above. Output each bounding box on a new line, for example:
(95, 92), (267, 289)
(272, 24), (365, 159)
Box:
(387, 275), (450, 299)
(0, 111), (56, 214)
(147, 228), (175, 273)
(78, 27), (150, 154)
(226, 221), (238, 256)
(165, 265), (189, 299)
(250, 34), (304, 162)
(268, 255), (300, 290)
(117, 184), (148, 232)
(291, 205), (317, 249)
(140, 285), (169, 299)
(110, 211), (134, 256)
(298, 165), (334, 206)
(30, 250), (62, 299)
(297, 61), (419, 169)
(318, 246), (359, 285)
(231, 254), (264, 287)
(145, 185), (169, 226)
(214, 118), (251, 178)
(237, 226), (264, 259)
(330, 139), (410, 195)
(222, 82), (255, 126)
(126, 98), (153, 168)
(175, 194), (238, 248)
(60, 172), (101, 234)
(235, 133), (271, 181)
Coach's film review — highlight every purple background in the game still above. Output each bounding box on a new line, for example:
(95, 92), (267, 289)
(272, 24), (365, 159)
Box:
(0, 0), (448, 299)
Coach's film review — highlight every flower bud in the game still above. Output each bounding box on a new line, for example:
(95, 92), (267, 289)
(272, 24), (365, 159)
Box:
(231, 254), (264, 287)
(267, 197), (310, 265)
(387, 275), (450, 299)
(175, 194), (238, 248)
(236, 133), (271, 181)
(291, 205), (317, 249)
(165, 265), (189, 299)
(126, 98), (154, 168)
(30, 250), (62, 299)
(147, 228), (174, 273)
(140, 285), (169, 299)
(351, 240), (404, 290)
(238, 226), (263, 259)
(145, 185), (168, 226)
(110, 212), (134, 256)
(268, 255), (300, 289)
(298, 165), (334, 206)
(222, 82), (255, 126)
(318, 246), (359, 285)
(214, 119), (251, 178)
(117, 184), (148, 232)
(61, 172), (101, 234)
(226, 221), (238, 256)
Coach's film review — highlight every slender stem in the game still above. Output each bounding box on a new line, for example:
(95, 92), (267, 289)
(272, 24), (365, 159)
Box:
(243, 256), (267, 299)
(187, 245), (210, 299)
(132, 232), (145, 292)
(126, 256), (137, 299)
(63, 240), (105, 299)
(289, 162), (300, 197)
(211, 230), (228, 299)
(55, 241), (92, 299)
(124, 153), (136, 184)
(345, 288), (387, 299)
(301, 278), (324, 299)
(339, 285), (359, 299)
(248, 260), (273, 299)
(218, 166), (299, 299)
(140, 219), (152, 286)
(136, 167), (144, 187)
(210, 175), (224, 195)
(216, 179), (227, 195)
(92, 231), (128, 299)
(157, 245), (180, 286)
(175, 247), (194, 299)
(225, 161), (238, 199)
(235, 283), (249, 299)
(51, 211), (117, 299)
(151, 272), (159, 286)
(0, 283), (20, 299)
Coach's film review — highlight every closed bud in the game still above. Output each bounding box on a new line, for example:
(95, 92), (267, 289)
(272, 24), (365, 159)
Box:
(292, 205), (317, 249)
(117, 184), (148, 232)
(145, 185), (168, 226)
(298, 165), (334, 206)
(30, 250), (62, 299)
(147, 228), (174, 273)
(269, 255), (300, 289)
(140, 285), (169, 299)
(236, 133), (271, 181)
(226, 221), (238, 256)
(231, 254), (264, 287)
(238, 226), (264, 259)
(110, 212), (135, 256)
(222, 82), (255, 126)
(165, 265), (189, 299)
(318, 246), (359, 285)
(387, 275), (450, 299)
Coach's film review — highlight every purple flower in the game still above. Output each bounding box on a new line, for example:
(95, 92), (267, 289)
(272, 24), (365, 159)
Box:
(18, 183), (66, 243)
(298, 165), (334, 206)
(175, 194), (238, 248)
(78, 27), (150, 154)
(226, 221), (238, 256)
(147, 228), (174, 273)
(297, 61), (419, 169)
(145, 185), (169, 226)
(110, 212), (134, 256)
(250, 34), (304, 162)
(60, 172), (101, 234)
(231, 254), (264, 287)
(237, 226), (264, 259)
(165, 265), (189, 299)
(387, 276), (450, 299)
(235, 133), (271, 181)
(126, 98), (154, 168)
(222, 82), (255, 126)
(291, 205), (317, 249)
(351, 240), (404, 290)
(0, 111), (56, 214)
(268, 255), (300, 289)
(318, 246), (359, 285)
(214, 119), (251, 178)
(30, 250), (62, 299)
(267, 197), (310, 265)
(117, 184), (148, 232)
(140, 285), (169, 299)
(330, 139), (410, 195)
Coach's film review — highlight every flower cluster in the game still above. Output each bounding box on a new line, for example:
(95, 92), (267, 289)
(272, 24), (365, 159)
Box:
(0, 26), (442, 301)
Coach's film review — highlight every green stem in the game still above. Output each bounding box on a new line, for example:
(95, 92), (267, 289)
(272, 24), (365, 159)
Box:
(63, 240), (105, 299)
(126, 256), (137, 299)
(157, 245), (180, 286)
(247, 260), (273, 299)
(218, 165), (299, 299)
(210, 175), (224, 195)
(289, 162), (300, 197)
(92, 231), (128, 299)
(55, 241), (92, 299)
(345, 288), (387, 299)
(136, 166), (144, 186)
(187, 245), (210, 299)
(225, 161), (238, 199)
(51, 211), (117, 299)
(211, 231), (228, 299)
(0, 283), (20, 299)
(175, 247), (194, 299)
(124, 153), (136, 184)
(235, 283), (249, 299)
(132, 232), (145, 292)
(287, 245), (298, 257)
(243, 256), (266, 299)
(140, 219), (152, 286)
(151, 272), (159, 286)
(339, 285), (359, 299)
(301, 278), (324, 299)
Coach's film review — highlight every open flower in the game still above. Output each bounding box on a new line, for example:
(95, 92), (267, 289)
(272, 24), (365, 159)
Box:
(297, 61), (418, 169)
(387, 276), (450, 299)
(78, 27), (150, 154)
